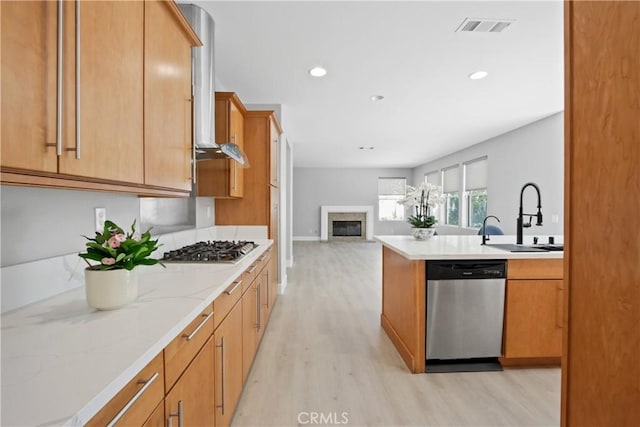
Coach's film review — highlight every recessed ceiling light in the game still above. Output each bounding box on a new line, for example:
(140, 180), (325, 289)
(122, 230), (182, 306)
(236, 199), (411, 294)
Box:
(469, 71), (488, 80)
(309, 66), (327, 77)
(370, 95), (384, 101)
(358, 146), (375, 150)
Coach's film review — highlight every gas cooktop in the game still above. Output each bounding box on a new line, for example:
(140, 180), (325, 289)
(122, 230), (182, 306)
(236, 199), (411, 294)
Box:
(162, 240), (256, 263)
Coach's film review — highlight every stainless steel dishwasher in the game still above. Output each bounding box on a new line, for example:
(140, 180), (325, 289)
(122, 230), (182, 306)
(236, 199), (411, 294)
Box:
(425, 260), (507, 372)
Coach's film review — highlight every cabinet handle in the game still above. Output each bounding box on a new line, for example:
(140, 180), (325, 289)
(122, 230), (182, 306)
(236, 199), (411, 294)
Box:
(216, 337), (226, 415)
(167, 400), (183, 427)
(225, 280), (242, 295)
(248, 264), (257, 274)
(106, 372), (159, 427)
(255, 286), (261, 330)
(181, 312), (213, 341)
(265, 271), (269, 309)
(556, 283), (563, 329)
(73, 0), (81, 159)
(191, 96), (196, 184)
(55, 0), (64, 156)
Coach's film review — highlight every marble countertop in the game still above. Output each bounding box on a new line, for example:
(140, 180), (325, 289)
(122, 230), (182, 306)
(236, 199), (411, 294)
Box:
(0, 240), (272, 426)
(375, 235), (563, 260)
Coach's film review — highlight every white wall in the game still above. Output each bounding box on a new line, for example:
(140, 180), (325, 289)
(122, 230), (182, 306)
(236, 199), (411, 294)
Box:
(1, 186), (140, 267)
(413, 112), (564, 236)
(292, 167), (413, 239)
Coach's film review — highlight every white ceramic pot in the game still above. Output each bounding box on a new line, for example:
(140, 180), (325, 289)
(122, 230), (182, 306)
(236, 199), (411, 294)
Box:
(84, 268), (138, 310)
(411, 227), (436, 240)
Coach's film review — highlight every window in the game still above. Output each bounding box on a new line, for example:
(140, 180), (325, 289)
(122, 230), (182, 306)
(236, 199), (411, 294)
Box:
(424, 170), (441, 223)
(442, 166), (459, 225)
(378, 177), (406, 221)
(464, 157), (488, 228)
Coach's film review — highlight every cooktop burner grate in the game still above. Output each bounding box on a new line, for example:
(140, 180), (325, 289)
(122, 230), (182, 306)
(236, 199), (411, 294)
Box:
(162, 240), (256, 263)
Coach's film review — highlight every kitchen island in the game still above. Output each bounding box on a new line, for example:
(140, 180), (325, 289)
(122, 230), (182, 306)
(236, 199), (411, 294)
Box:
(375, 235), (564, 373)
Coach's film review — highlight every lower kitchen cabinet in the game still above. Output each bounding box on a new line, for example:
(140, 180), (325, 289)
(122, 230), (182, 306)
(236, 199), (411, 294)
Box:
(214, 300), (243, 427)
(86, 353), (165, 427)
(165, 336), (215, 427)
(503, 258), (564, 362)
(142, 402), (164, 427)
(504, 279), (563, 359)
(242, 277), (259, 383)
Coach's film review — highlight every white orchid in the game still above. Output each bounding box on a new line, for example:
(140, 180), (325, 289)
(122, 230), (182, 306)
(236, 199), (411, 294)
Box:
(398, 182), (444, 228)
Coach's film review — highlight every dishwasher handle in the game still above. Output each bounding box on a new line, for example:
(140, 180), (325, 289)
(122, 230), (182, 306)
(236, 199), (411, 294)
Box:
(426, 260), (507, 280)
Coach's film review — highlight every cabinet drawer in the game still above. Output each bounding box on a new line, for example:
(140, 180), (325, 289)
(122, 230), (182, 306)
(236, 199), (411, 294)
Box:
(87, 353), (164, 427)
(164, 304), (214, 391)
(214, 277), (243, 330)
(242, 261), (260, 294)
(507, 259), (563, 279)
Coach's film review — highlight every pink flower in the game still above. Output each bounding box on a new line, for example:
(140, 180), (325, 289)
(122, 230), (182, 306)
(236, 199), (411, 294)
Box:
(115, 233), (126, 242)
(101, 257), (116, 265)
(108, 236), (120, 248)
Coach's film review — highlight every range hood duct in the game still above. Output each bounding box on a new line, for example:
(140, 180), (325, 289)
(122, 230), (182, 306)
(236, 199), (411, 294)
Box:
(178, 3), (247, 165)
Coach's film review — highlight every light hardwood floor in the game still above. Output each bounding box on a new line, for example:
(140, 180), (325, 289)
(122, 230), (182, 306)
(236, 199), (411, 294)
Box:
(232, 241), (560, 427)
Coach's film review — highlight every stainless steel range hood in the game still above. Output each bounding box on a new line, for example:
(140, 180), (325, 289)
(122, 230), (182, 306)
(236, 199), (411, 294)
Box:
(178, 3), (247, 165)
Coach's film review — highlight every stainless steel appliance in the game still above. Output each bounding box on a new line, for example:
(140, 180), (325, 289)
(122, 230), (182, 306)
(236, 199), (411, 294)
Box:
(162, 241), (256, 263)
(177, 3), (247, 165)
(425, 260), (507, 372)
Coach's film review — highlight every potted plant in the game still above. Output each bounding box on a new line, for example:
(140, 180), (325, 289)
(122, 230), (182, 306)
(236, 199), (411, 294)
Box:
(79, 220), (163, 310)
(400, 182), (443, 240)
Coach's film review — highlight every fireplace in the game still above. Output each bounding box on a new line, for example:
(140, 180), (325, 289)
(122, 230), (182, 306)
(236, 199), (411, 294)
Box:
(332, 221), (362, 237)
(321, 206), (374, 241)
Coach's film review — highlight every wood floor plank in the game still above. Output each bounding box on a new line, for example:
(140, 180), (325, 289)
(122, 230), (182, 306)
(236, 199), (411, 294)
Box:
(232, 242), (560, 426)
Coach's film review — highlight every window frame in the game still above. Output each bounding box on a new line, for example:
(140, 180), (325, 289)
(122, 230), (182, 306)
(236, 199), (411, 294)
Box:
(377, 177), (406, 222)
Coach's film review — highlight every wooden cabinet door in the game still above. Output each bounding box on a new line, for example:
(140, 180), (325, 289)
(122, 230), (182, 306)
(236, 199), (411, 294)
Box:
(229, 99), (245, 197)
(198, 93), (246, 198)
(259, 269), (269, 340)
(214, 301), (243, 427)
(143, 0), (192, 191)
(142, 402), (164, 427)
(241, 281), (258, 384)
(504, 279), (563, 358)
(57, 0), (144, 183)
(1, 1), (58, 173)
(165, 337), (215, 427)
(269, 118), (279, 187)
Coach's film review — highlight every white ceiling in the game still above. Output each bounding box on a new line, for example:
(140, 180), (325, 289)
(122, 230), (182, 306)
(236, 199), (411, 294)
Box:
(191, 1), (564, 168)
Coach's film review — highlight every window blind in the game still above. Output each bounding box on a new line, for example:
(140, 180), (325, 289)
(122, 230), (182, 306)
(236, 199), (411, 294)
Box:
(425, 170), (440, 186)
(378, 177), (406, 196)
(464, 157), (488, 191)
(442, 166), (459, 193)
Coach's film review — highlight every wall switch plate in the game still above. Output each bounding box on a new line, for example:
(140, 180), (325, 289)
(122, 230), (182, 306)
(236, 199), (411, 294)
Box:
(551, 214), (560, 223)
(95, 207), (106, 232)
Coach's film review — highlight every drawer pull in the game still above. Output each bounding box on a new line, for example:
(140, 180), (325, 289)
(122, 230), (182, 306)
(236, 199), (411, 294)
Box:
(248, 265), (257, 274)
(167, 400), (183, 427)
(182, 311), (213, 341)
(106, 372), (159, 427)
(225, 280), (242, 295)
(55, 0), (63, 156)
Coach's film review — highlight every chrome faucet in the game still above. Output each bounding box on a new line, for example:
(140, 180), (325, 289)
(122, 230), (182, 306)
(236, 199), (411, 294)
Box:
(517, 182), (543, 245)
(481, 215), (501, 245)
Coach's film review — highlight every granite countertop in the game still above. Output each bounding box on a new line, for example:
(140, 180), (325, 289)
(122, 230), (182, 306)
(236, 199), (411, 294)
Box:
(375, 234), (564, 260)
(0, 240), (272, 426)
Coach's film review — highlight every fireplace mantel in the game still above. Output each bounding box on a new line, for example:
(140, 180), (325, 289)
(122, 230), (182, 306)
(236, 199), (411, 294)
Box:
(320, 206), (374, 241)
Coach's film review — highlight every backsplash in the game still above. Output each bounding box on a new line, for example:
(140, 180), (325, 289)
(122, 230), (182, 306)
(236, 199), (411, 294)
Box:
(0, 225), (268, 314)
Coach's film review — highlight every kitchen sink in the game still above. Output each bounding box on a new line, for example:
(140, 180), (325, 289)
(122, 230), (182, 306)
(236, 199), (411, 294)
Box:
(486, 243), (564, 252)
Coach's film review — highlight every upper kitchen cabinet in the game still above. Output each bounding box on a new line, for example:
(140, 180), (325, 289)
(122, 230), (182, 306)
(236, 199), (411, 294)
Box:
(215, 110), (281, 235)
(144, 0), (200, 192)
(0, 0), (200, 197)
(197, 92), (247, 198)
(270, 119), (280, 187)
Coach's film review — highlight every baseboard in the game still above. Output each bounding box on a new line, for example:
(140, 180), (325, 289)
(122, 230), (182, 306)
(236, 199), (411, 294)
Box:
(278, 275), (287, 294)
(292, 236), (321, 241)
(499, 356), (561, 367)
(286, 257), (293, 268)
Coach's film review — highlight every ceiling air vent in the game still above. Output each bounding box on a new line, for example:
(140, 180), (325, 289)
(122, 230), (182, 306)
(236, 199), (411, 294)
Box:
(456, 18), (514, 33)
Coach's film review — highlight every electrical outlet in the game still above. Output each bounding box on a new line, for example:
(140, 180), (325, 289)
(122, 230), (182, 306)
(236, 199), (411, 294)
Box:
(551, 214), (559, 223)
(95, 207), (106, 232)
